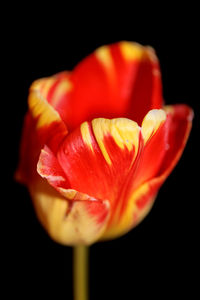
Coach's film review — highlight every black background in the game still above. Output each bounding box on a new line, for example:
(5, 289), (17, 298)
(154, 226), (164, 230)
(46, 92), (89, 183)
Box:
(4, 8), (199, 299)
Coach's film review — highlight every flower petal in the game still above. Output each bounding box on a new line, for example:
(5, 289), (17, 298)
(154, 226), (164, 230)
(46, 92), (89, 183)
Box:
(37, 144), (103, 202)
(16, 82), (69, 184)
(102, 105), (193, 239)
(101, 110), (168, 238)
(37, 145), (70, 190)
(30, 71), (73, 128)
(101, 181), (158, 240)
(28, 89), (68, 152)
(56, 118), (141, 204)
(64, 41), (163, 129)
(30, 179), (110, 245)
(141, 109), (166, 143)
(134, 109), (168, 186)
(159, 104), (193, 177)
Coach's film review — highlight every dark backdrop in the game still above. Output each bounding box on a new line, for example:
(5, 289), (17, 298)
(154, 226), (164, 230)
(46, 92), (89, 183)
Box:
(5, 10), (199, 299)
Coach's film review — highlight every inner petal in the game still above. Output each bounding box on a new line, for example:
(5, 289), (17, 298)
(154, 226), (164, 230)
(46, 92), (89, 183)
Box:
(51, 42), (163, 130)
(57, 118), (141, 205)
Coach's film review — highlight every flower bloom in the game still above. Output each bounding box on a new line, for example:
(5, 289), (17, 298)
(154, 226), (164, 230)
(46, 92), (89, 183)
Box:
(16, 41), (193, 245)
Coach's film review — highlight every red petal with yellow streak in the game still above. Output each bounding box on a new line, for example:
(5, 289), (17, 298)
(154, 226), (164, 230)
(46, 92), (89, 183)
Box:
(66, 41), (163, 129)
(15, 87), (68, 184)
(102, 105), (193, 239)
(31, 42), (163, 131)
(30, 71), (72, 126)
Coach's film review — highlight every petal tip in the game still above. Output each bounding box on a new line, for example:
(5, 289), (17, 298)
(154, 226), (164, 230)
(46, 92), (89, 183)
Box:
(141, 109), (166, 143)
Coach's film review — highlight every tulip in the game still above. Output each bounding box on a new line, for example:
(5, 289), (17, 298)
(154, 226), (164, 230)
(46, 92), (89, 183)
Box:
(16, 41), (193, 300)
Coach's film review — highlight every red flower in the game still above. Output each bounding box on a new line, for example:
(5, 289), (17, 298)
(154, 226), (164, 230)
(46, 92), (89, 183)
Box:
(16, 41), (193, 245)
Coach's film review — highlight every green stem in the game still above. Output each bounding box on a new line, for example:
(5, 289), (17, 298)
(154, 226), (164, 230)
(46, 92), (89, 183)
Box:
(73, 246), (89, 300)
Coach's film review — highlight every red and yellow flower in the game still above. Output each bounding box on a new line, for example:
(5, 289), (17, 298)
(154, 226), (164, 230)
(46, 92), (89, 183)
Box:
(16, 41), (193, 245)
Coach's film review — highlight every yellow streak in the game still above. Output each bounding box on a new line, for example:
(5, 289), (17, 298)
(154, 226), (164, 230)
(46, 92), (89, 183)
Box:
(80, 122), (94, 152)
(41, 78), (57, 98)
(28, 91), (61, 128)
(120, 41), (144, 61)
(101, 183), (156, 240)
(92, 118), (112, 165)
(92, 118), (140, 165)
(141, 109), (166, 144)
(110, 118), (140, 153)
(30, 78), (45, 91)
(95, 46), (113, 70)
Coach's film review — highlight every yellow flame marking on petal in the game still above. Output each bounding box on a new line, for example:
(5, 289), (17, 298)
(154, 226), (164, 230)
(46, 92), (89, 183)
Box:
(28, 91), (61, 129)
(95, 46), (113, 70)
(120, 41), (145, 61)
(92, 118), (140, 165)
(141, 109), (166, 144)
(92, 119), (112, 165)
(41, 78), (57, 98)
(101, 183), (156, 240)
(80, 122), (94, 152)
(109, 118), (140, 153)
(31, 78), (46, 91)
(58, 188), (77, 199)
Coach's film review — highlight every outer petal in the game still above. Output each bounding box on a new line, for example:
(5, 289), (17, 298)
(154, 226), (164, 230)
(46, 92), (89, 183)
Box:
(28, 90), (68, 150)
(37, 145), (70, 191)
(30, 71), (72, 109)
(38, 144), (106, 201)
(15, 113), (40, 184)
(30, 179), (110, 246)
(62, 41), (163, 129)
(30, 71), (73, 127)
(101, 110), (168, 239)
(159, 104), (193, 177)
(101, 106), (193, 240)
(15, 87), (68, 184)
